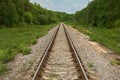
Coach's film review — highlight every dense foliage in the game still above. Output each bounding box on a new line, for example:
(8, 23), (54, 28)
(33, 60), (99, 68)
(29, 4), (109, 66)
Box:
(75, 0), (120, 28)
(0, 0), (72, 27)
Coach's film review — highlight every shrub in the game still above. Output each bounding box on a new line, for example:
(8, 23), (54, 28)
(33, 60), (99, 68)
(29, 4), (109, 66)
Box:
(21, 47), (31, 55)
(24, 12), (33, 24)
(17, 44), (24, 53)
(38, 15), (49, 25)
(31, 39), (37, 45)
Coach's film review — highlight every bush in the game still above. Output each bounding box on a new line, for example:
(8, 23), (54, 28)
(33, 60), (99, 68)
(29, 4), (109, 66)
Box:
(24, 12), (33, 24)
(0, 50), (15, 63)
(114, 20), (120, 28)
(31, 39), (37, 45)
(38, 15), (49, 25)
(21, 47), (31, 55)
(17, 44), (24, 53)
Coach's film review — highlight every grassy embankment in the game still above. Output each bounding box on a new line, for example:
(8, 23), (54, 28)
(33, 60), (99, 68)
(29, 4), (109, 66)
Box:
(68, 23), (120, 55)
(0, 24), (56, 75)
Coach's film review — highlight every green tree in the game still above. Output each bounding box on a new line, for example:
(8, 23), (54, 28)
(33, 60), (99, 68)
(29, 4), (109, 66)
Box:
(0, 0), (72, 26)
(38, 15), (49, 25)
(75, 0), (120, 28)
(24, 12), (33, 24)
(0, 1), (19, 26)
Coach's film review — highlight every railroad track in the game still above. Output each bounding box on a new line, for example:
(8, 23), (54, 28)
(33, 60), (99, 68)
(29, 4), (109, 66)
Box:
(32, 23), (89, 80)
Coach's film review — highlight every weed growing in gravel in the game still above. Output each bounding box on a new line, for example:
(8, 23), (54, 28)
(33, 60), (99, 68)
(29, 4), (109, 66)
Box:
(0, 62), (11, 75)
(111, 59), (120, 65)
(29, 59), (34, 65)
(49, 72), (56, 79)
(87, 62), (94, 68)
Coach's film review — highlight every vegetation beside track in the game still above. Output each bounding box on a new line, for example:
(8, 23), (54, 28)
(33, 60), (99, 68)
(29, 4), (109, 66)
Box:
(67, 23), (120, 55)
(0, 24), (56, 75)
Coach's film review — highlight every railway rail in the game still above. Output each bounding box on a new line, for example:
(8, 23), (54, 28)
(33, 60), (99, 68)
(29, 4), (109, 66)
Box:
(32, 23), (89, 80)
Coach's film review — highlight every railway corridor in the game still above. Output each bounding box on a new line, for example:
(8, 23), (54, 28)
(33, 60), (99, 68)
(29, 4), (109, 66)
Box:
(41, 25), (80, 80)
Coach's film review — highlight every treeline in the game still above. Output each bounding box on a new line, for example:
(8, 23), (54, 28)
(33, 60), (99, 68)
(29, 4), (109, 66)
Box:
(75, 0), (120, 28)
(0, 0), (72, 27)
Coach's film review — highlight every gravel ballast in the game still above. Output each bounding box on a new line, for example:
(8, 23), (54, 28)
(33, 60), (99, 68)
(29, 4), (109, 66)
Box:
(0, 25), (58, 80)
(0, 24), (120, 80)
(41, 25), (79, 80)
(65, 25), (120, 80)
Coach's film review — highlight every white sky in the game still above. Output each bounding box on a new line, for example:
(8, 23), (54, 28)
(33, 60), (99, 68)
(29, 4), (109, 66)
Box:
(30, 0), (92, 14)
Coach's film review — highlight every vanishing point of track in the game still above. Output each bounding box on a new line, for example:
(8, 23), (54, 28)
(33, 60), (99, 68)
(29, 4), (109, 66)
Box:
(32, 23), (89, 80)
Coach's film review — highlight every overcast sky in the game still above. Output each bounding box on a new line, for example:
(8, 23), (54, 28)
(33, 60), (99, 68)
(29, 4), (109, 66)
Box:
(30, 0), (92, 14)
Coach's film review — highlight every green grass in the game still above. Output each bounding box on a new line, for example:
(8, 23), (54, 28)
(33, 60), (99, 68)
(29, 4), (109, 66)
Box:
(0, 24), (56, 63)
(0, 24), (56, 75)
(67, 23), (120, 55)
(0, 49), (14, 63)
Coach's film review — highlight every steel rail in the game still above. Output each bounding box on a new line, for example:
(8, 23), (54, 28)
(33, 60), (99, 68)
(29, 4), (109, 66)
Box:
(63, 24), (89, 80)
(32, 23), (89, 80)
(32, 24), (60, 80)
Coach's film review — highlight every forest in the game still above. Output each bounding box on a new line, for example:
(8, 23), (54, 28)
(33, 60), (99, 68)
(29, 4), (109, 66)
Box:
(73, 0), (120, 55)
(1, 0), (120, 28)
(0, 0), (72, 27)
(75, 0), (120, 28)
(0, 0), (120, 76)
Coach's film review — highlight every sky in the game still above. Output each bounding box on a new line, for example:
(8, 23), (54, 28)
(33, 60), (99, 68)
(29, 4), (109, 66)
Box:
(30, 0), (92, 14)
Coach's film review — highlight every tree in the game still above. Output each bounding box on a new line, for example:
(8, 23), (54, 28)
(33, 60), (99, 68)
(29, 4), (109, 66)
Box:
(0, 1), (19, 26)
(75, 0), (120, 28)
(0, 0), (72, 27)
(38, 15), (49, 25)
(24, 12), (33, 24)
